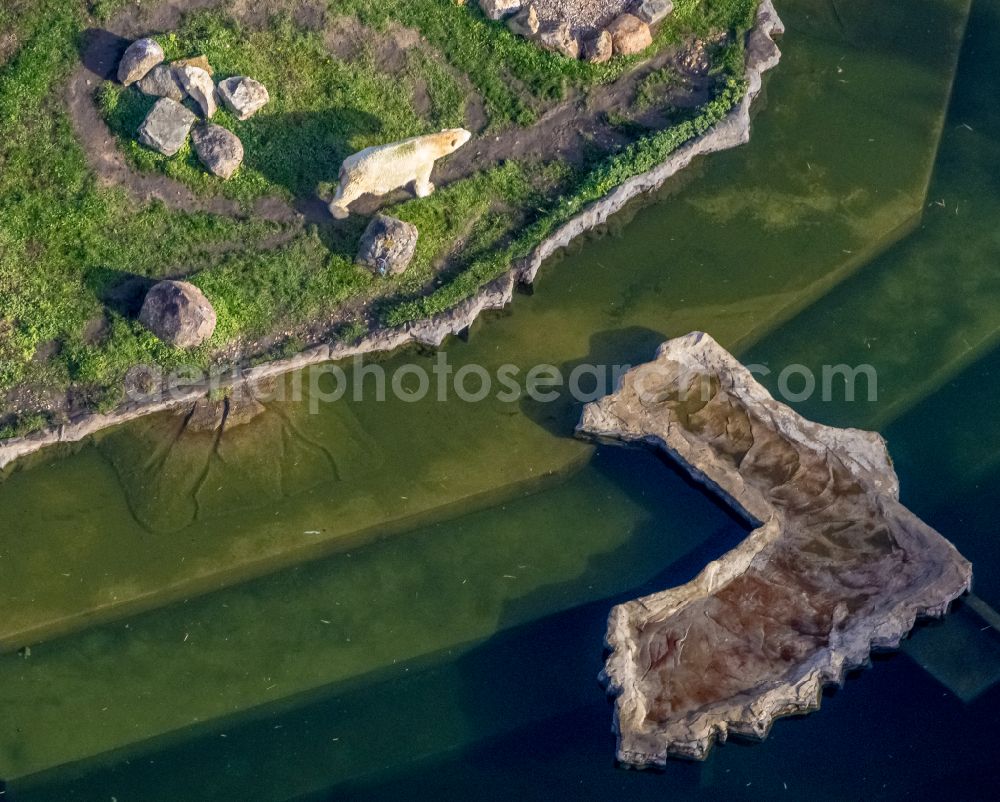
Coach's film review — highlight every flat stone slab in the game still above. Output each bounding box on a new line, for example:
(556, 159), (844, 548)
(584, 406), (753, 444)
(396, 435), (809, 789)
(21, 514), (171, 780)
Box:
(137, 97), (196, 156)
(578, 332), (972, 766)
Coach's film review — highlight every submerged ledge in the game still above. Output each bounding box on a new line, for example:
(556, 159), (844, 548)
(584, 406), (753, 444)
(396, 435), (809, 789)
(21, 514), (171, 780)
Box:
(0, 1), (784, 473)
(577, 332), (972, 766)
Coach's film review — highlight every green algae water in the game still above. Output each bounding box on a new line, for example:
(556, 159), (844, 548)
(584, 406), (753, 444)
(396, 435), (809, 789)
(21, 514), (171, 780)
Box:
(5, 0), (1000, 797)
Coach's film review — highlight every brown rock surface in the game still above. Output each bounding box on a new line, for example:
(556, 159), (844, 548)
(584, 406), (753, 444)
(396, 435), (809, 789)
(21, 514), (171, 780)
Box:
(578, 332), (972, 766)
(606, 13), (652, 56)
(582, 30), (613, 63)
(170, 55), (214, 76)
(538, 21), (580, 59)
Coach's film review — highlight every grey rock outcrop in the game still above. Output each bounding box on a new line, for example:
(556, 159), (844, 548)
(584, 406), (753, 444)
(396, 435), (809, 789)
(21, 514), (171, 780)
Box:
(137, 98), (196, 156)
(117, 38), (164, 86)
(634, 0), (673, 25)
(578, 332), (973, 767)
(138, 280), (217, 348)
(216, 76), (270, 120)
(192, 124), (244, 179)
(356, 215), (419, 276)
(176, 65), (217, 118)
(136, 64), (186, 102)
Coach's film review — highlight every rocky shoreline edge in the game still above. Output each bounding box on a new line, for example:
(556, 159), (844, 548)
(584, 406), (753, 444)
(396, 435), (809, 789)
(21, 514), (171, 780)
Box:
(0, 1), (784, 473)
(577, 331), (973, 766)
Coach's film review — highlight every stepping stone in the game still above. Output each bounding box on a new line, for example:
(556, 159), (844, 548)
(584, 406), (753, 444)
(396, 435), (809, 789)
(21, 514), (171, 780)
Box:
(217, 76), (270, 121)
(137, 98), (196, 156)
(192, 124), (244, 180)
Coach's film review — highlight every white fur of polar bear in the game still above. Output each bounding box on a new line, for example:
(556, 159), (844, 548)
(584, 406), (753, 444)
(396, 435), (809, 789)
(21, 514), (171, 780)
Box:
(329, 128), (472, 219)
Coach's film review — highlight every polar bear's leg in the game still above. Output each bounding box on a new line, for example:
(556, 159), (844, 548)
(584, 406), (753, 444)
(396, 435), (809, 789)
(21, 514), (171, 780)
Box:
(329, 181), (359, 220)
(413, 163), (435, 198)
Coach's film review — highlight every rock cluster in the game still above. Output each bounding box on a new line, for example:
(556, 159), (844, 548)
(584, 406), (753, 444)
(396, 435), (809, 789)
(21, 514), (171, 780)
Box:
(578, 332), (973, 767)
(477, 0), (669, 62)
(109, 37), (271, 180)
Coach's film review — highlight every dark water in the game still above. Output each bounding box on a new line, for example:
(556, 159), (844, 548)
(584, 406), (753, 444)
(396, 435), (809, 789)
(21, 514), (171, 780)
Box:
(4, 0), (1000, 798)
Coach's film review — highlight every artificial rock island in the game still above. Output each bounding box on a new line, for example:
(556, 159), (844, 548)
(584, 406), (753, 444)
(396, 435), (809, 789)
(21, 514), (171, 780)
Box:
(579, 332), (972, 766)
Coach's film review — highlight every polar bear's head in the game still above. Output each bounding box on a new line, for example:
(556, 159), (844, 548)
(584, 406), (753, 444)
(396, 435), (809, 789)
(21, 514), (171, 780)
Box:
(440, 128), (472, 155)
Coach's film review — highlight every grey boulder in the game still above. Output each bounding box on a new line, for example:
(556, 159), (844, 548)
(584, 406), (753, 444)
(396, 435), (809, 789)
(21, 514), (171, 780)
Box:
(138, 280), (217, 348)
(217, 76), (270, 120)
(192, 124), (244, 180)
(635, 0), (674, 25)
(118, 38), (164, 86)
(356, 215), (418, 277)
(136, 64), (186, 102)
(137, 98), (196, 156)
(176, 65), (217, 118)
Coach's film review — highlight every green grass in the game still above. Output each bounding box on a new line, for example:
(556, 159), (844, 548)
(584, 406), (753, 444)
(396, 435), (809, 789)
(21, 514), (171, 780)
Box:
(100, 10), (457, 203)
(339, 0), (758, 125)
(0, 0), (760, 434)
(634, 65), (686, 110)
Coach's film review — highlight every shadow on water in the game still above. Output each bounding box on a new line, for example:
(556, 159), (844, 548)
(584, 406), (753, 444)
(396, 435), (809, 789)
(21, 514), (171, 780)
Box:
(518, 326), (668, 440)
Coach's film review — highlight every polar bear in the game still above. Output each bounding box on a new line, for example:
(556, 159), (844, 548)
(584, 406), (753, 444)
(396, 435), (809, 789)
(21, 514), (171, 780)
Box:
(329, 128), (472, 219)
